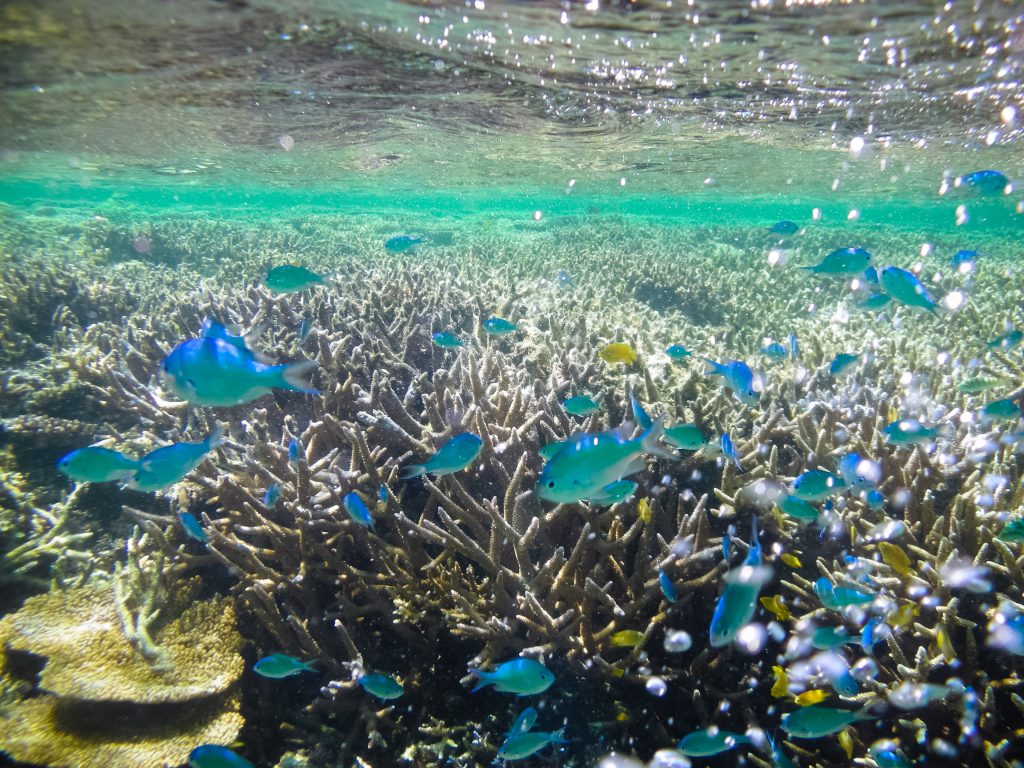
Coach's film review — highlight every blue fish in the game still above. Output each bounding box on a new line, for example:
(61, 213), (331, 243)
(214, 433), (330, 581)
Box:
(470, 658), (554, 695)
(829, 353), (858, 376)
(629, 388), (653, 431)
(659, 570), (678, 603)
(710, 516), (771, 647)
(432, 331), (463, 349)
(563, 395), (601, 417)
(720, 433), (742, 472)
(161, 336), (316, 407)
(861, 616), (890, 654)
(299, 316), (313, 342)
(378, 484), (389, 503)
(815, 577), (875, 609)
(665, 344), (692, 360)
(952, 250), (979, 270)
(127, 427), (226, 492)
(57, 446), (139, 483)
(288, 438), (301, 466)
(957, 169), (1009, 195)
(497, 729), (568, 760)
(880, 267), (939, 314)
(801, 247), (872, 275)
(483, 317), (519, 336)
(788, 332), (799, 360)
(358, 672), (404, 699)
(253, 653), (317, 678)
(865, 489), (886, 511)
(722, 530), (731, 562)
(188, 745), (254, 768)
(556, 270), (573, 288)
(770, 220), (799, 236)
(384, 234), (426, 252)
(343, 491), (374, 528)
(263, 483), (280, 507)
(200, 320), (264, 358)
(678, 727), (751, 757)
(862, 266), (880, 285)
(703, 358), (759, 406)
(400, 433), (483, 479)
(761, 342), (787, 359)
(987, 329), (1023, 350)
(179, 511), (208, 543)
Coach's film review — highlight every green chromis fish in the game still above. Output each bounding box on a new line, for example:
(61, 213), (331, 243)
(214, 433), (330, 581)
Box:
(957, 169), (1009, 195)
(663, 423), (707, 451)
(431, 331), (463, 348)
(57, 446), (139, 483)
(777, 493), (820, 522)
(536, 418), (674, 505)
(997, 517), (1024, 542)
(710, 516), (772, 648)
(854, 292), (892, 312)
(982, 399), (1022, 420)
(497, 729), (568, 760)
(161, 336), (317, 407)
(384, 234), (426, 252)
(629, 388), (654, 431)
(470, 658), (554, 694)
(957, 376), (1007, 394)
(677, 727), (751, 756)
(987, 329), (1023, 349)
(127, 427), (225, 492)
(483, 317), (518, 335)
(399, 433), (483, 479)
(343, 491), (374, 528)
(357, 672), (404, 699)
(883, 419), (943, 445)
(815, 577), (875, 609)
(811, 626), (856, 650)
(188, 745), (255, 768)
(829, 353), (859, 376)
(880, 266), (939, 314)
(790, 469), (845, 501)
(781, 704), (873, 738)
(253, 653), (317, 679)
(771, 220), (800, 236)
(703, 358), (759, 406)
(761, 342), (787, 359)
(263, 264), (325, 293)
(665, 344), (692, 360)
(563, 395), (601, 416)
(179, 511), (208, 543)
(801, 247), (872, 276)
(507, 707), (539, 735)
(659, 570), (678, 603)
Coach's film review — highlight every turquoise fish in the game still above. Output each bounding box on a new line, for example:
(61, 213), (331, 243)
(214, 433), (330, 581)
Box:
(790, 469), (845, 501)
(629, 389), (654, 431)
(264, 264), (325, 293)
(507, 707), (539, 735)
(563, 395), (601, 416)
(399, 433), (483, 479)
(811, 626), (856, 650)
(815, 577), (875, 610)
(188, 745), (255, 768)
(659, 570), (678, 603)
(358, 672), (404, 699)
(385, 234), (426, 252)
(987, 329), (1023, 349)
(665, 344), (692, 360)
(781, 705), (873, 738)
(497, 729), (568, 760)
(677, 727), (751, 756)
(762, 342), (787, 359)
(664, 423), (707, 451)
(854, 293), (892, 312)
(432, 331), (463, 348)
(997, 518), (1024, 542)
(801, 247), (872, 275)
(710, 516), (772, 647)
(179, 511), (208, 543)
(199, 320), (265, 361)
(253, 653), (317, 679)
(483, 317), (518, 335)
(57, 446), (139, 483)
(880, 267), (938, 314)
(957, 169), (1008, 195)
(778, 494), (820, 523)
(263, 483), (280, 507)
(770, 220), (800, 236)
(883, 419), (943, 445)
(703, 358), (759, 406)
(982, 399), (1021, 420)
(536, 418), (673, 505)
(470, 658), (554, 695)
(127, 427), (225, 492)
(829, 353), (859, 376)
(343, 491), (374, 528)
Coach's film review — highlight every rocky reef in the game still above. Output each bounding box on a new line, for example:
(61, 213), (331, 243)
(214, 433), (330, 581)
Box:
(1, 206), (1023, 767)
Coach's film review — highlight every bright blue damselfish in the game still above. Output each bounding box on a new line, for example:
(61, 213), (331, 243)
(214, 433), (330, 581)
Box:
(188, 745), (255, 768)
(399, 433), (483, 479)
(358, 672), (404, 699)
(470, 657), (554, 695)
(127, 427), (226, 492)
(343, 491), (375, 528)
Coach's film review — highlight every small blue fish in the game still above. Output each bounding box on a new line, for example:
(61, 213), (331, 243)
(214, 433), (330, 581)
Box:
(778, 494), (820, 523)
(358, 672), (404, 699)
(790, 469), (845, 501)
(957, 169), (1008, 195)
(987, 329), (1023, 350)
(801, 248), (872, 276)
(263, 483), (280, 507)
(127, 427), (226, 492)
(299, 316), (313, 342)
(264, 265), (325, 293)
(200, 320), (262, 357)
(861, 616), (890, 654)
(815, 577), (875, 609)
(57, 446), (139, 483)
(179, 511), (208, 543)
(483, 317), (518, 336)
(665, 344), (692, 360)
(770, 220), (799, 236)
(556, 270), (573, 287)
(880, 267), (939, 314)
(781, 705), (873, 738)
(188, 745), (254, 768)
(767, 732), (797, 768)
(862, 266), (880, 285)
(659, 570), (678, 603)
(703, 358), (759, 406)
(470, 658), (554, 695)
(400, 433), (483, 479)
(663, 423), (707, 451)
(378, 484), (389, 503)
(761, 342), (787, 359)
(161, 337), (316, 407)
(677, 727), (751, 757)
(722, 530), (731, 562)
(837, 453), (879, 490)
(497, 729), (568, 760)
(982, 398), (1022, 420)
(720, 433), (742, 472)
(952, 250), (979, 270)
(253, 653), (317, 679)
(811, 626), (856, 650)
(629, 388), (653, 431)
(385, 234), (426, 253)
(854, 292), (892, 312)
(288, 438), (301, 465)
(432, 331), (463, 349)
(343, 491), (374, 528)
(710, 516), (772, 647)
(508, 707), (539, 736)
(788, 332), (799, 360)
(883, 419), (943, 445)
(563, 395), (601, 416)
(829, 353), (858, 376)
(865, 488), (886, 511)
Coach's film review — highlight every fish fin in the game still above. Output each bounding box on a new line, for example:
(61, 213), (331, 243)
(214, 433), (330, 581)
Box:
(551, 728), (570, 745)
(468, 669), (491, 692)
(275, 359), (319, 395)
(398, 464), (427, 480)
(797, 265), (818, 273)
(640, 416), (677, 460)
(701, 357), (725, 376)
(205, 424), (226, 451)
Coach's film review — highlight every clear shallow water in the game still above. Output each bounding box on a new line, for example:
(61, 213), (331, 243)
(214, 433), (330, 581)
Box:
(1, 2), (1024, 768)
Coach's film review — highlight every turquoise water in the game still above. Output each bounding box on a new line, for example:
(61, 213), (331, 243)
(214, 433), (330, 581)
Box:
(1, 1), (1024, 768)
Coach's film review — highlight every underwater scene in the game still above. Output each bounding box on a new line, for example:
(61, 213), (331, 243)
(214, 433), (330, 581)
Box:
(1, 0), (1023, 766)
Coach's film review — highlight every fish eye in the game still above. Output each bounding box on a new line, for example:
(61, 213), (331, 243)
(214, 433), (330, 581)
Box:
(546, 481), (556, 488)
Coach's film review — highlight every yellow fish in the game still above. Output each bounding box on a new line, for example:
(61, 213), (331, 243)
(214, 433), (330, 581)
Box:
(781, 553), (802, 568)
(638, 498), (652, 524)
(771, 665), (790, 698)
(935, 626), (956, 663)
(611, 630), (645, 647)
(794, 689), (829, 706)
(599, 342), (638, 365)
(878, 541), (912, 576)
(887, 603), (919, 628)
(760, 595), (791, 621)
(838, 728), (853, 759)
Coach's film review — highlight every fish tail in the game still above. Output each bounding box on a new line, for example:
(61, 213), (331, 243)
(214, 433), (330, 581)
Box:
(398, 464), (427, 480)
(551, 728), (570, 745)
(797, 265), (817, 272)
(701, 357), (725, 377)
(468, 669), (491, 692)
(640, 416), (677, 460)
(274, 359), (319, 395)
(205, 425), (227, 451)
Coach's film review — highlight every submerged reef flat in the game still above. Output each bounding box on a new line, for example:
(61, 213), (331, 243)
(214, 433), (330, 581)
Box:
(1, 206), (1024, 767)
